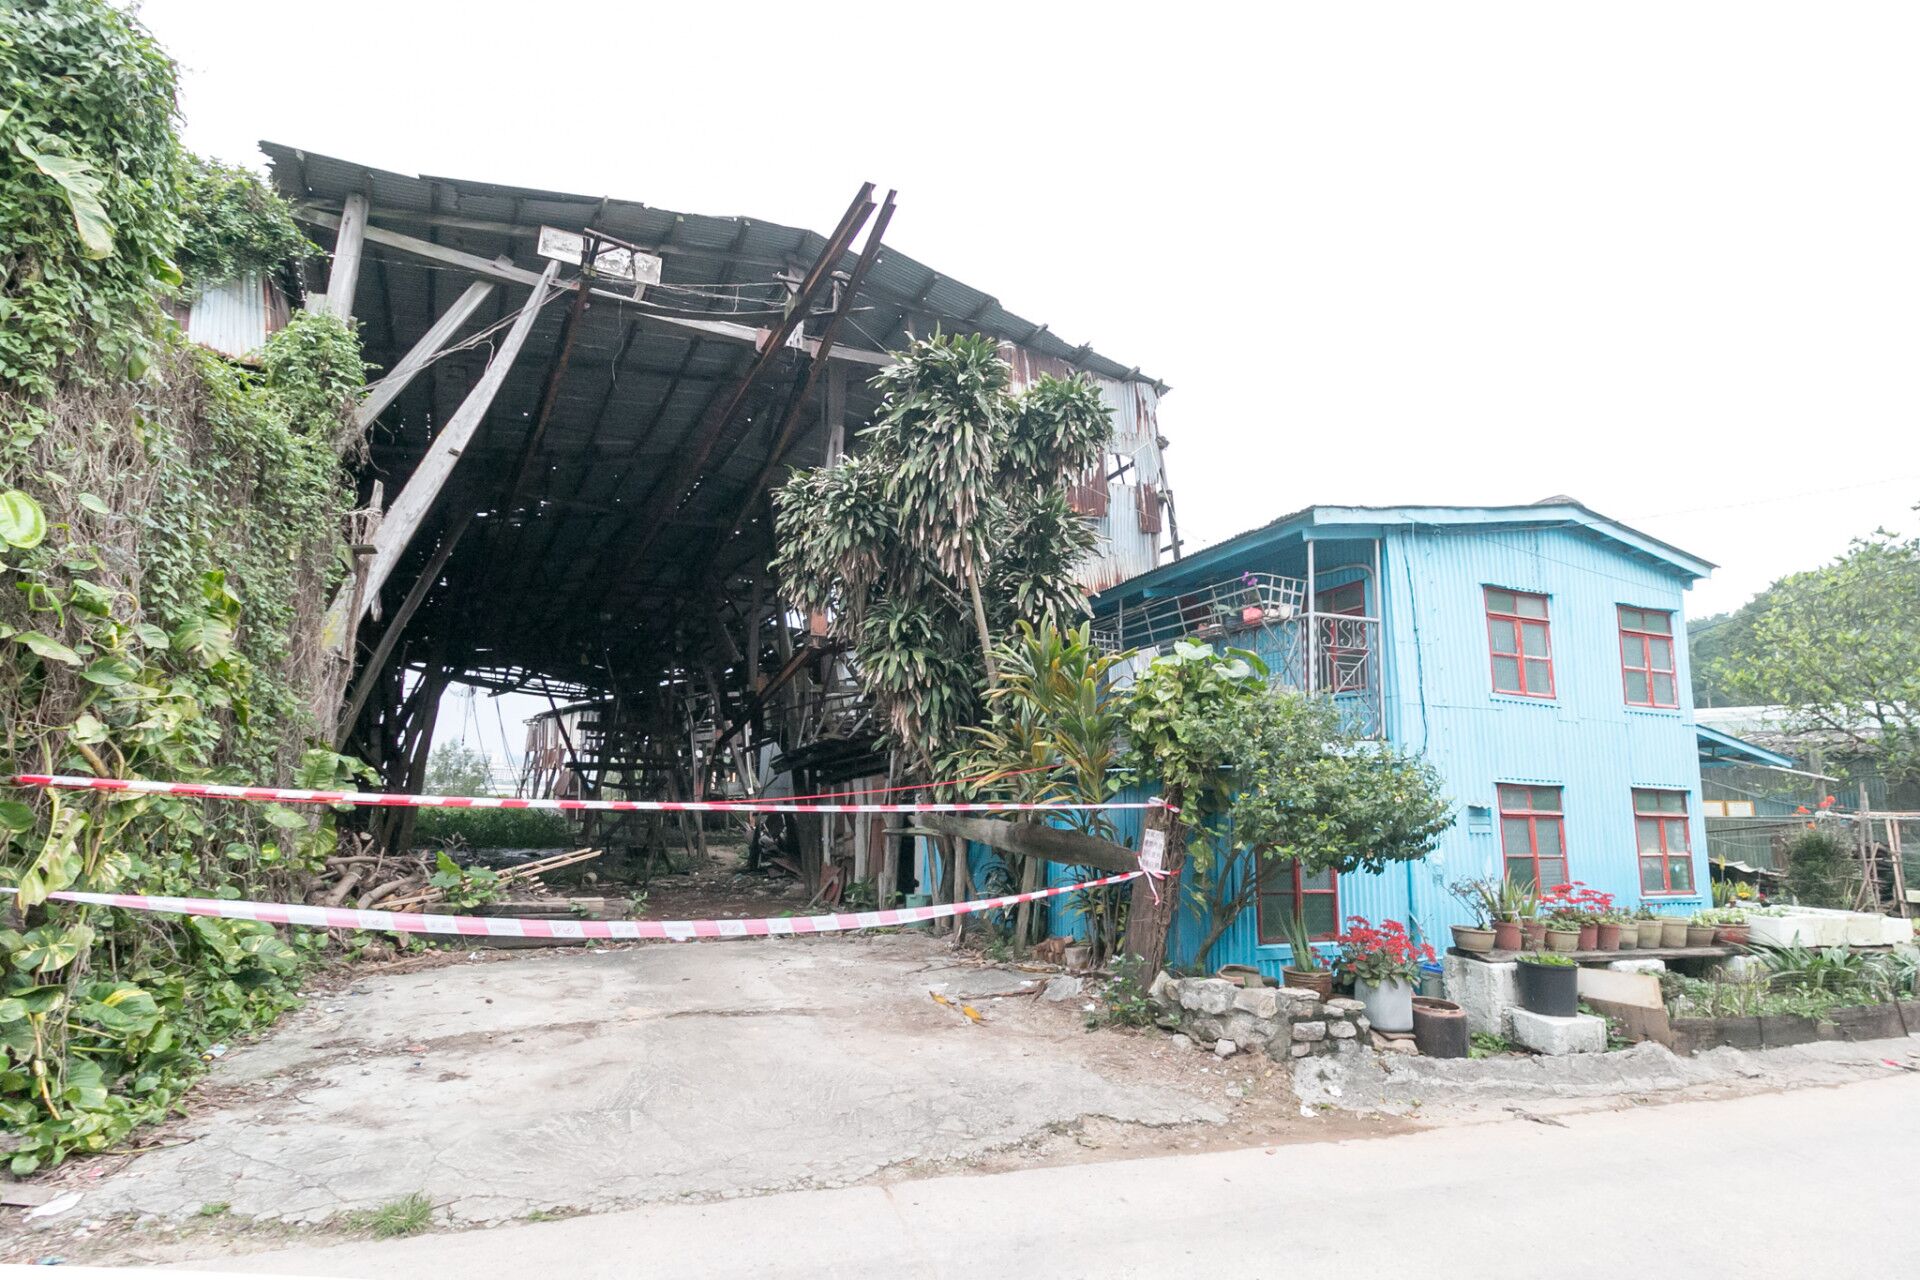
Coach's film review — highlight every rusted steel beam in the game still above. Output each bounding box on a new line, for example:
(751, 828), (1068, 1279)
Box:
(706, 190), (897, 567)
(598, 185), (877, 585)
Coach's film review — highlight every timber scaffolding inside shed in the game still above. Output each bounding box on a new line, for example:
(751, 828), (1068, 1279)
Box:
(272, 143), (1179, 875)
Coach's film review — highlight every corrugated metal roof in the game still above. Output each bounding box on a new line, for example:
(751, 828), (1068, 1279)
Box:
(262, 143), (1165, 693)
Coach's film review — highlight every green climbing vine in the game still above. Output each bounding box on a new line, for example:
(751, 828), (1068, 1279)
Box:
(0, 0), (371, 1172)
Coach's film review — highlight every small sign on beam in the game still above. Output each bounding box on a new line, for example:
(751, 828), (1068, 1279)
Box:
(537, 226), (663, 296)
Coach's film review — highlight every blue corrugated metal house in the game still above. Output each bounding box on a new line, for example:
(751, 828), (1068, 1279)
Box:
(1057, 498), (1718, 981)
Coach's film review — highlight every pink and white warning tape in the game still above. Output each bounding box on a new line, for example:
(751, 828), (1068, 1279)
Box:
(1, 870), (1142, 942)
(6, 774), (1162, 815)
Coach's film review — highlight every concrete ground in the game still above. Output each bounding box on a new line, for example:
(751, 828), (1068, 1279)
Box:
(64, 933), (1316, 1232)
(140, 1071), (1920, 1278)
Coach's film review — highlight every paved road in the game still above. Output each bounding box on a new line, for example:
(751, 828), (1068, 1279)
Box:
(169, 1072), (1918, 1279)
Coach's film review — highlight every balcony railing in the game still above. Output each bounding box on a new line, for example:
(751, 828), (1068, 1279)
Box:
(1095, 572), (1383, 737)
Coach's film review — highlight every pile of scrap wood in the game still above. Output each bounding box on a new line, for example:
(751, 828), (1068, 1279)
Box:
(308, 838), (604, 912)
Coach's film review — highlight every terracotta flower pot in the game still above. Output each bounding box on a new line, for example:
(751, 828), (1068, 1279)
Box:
(1715, 924), (1751, 946)
(1661, 919), (1689, 948)
(1451, 924), (1496, 954)
(1544, 927), (1580, 953)
(1576, 923), (1598, 950)
(1240, 605), (1264, 626)
(1521, 920), (1547, 950)
(1283, 967), (1333, 999)
(1493, 920), (1524, 950)
(1596, 922), (1622, 951)
(1411, 997), (1470, 1058)
(1686, 924), (1717, 948)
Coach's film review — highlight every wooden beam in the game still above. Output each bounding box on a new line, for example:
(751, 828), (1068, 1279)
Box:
(917, 815), (1140, 876)
(321, 259), (561, 652)
(315, 192), (369, 322)
(298, 209), (889, 366)
(335, 508), (474, 747)
(357, 279), (495, 428)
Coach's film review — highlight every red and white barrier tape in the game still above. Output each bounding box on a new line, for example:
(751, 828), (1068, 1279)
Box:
(6, 774), (1159, 815)
(0, 870), (1142, 942)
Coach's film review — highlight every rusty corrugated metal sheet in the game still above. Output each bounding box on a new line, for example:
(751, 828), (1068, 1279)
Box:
(184, 273), (288, 362)
(1003, 343), (1170, 592)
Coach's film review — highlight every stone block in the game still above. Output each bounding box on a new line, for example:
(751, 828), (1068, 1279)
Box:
(1223, 1013), (1278, 1048)
(1273, 987), (1323, 1017)
(1214, 1039), (1238, 1058)
(1148, 969), (1175, 1007)
(1233, 987), (1281, 1019)
(1187, 1014), (1225, 1043)
(1290, 1042), (1312, 1058)
(1507, 1007), (1606, 1056)
(1324, 997), (1365, 1016)
(1044, 976), (1085, 1002)
(1328, 1020), (1357, 1040)
(1605, 959), (1668, 975)
(1178, 979), (1238, 1015)
(1291, 1020), (1328, 1042)
(1168, 1033), (1194, 1052)
(1443, 954), (1518, 1038)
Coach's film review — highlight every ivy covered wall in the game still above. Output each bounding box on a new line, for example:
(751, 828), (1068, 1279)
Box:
(0, 0), (370, 1171)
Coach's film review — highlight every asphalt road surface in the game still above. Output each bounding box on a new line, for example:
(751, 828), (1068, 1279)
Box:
(159, 1070), (1918, 1279)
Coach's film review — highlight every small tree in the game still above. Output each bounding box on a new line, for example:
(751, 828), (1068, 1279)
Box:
(424, 741), (493, 796)
(1718, 526), (1920, 785)
(1183, 689), (1453, 967)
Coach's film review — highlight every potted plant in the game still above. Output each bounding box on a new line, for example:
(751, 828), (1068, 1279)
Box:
(1281, 909), (1333, 998)
(1686, 911), (1720, 947)
(1596, 911), (1624, 952)
(1334, 915), (1434, 1033)
(1543, 921), (1580, 952)
(1493, 877), (1532, 950)
(1447, 879), (1499, 954)
(1542, 882), (1614, 950)
(1237, 572), (1264, 625)
(1661, 914), (1689, 948)
(1693, 906), (1749, 946)
(1516, 951), (1580, 1017)
(1616, 914), (1640, 949)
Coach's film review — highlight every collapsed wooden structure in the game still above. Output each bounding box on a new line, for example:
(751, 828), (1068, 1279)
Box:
(271, 145), (1179, 873)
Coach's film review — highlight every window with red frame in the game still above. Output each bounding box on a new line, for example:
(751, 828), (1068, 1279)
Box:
(1257, 859), (1339, 944)
(1634, 788), (1694, 893)
(1315, 581), (1370, 693)
(1498, 783), (1567, 890)
(1619, 606), (1678, 707)
(1485, 588), (1554, 697)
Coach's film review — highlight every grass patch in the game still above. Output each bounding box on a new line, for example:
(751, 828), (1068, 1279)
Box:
(196, 1202), (231, 1217)
(347, 1192), (435, 1238)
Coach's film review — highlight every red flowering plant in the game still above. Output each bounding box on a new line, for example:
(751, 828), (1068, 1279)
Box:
(1539, 881), (1614, 927)
(1333, 915), (1435, 988)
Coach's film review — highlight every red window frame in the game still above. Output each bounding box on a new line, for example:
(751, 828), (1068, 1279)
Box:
(1256, 859), (1340, 945)
(1618, 606), (1678, 708)
(1485, 588), (1554, 698)
(1633, 788), (1694, 894)
(1315, 581), (1370, 693)
(1497, 784), (1567, 890)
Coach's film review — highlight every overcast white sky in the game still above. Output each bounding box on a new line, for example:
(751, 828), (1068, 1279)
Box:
(136, 1), (1920, 769)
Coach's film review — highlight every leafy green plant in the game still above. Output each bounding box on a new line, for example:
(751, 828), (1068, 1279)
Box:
(1469, 1031), (1514, 1059)
(1088, 954), (1158, 1030)
(1781, 827), (1855, 909)
(0, 0), (369, 1172)
(410, 807), (576, 849)
(427, 852), (501, 910)
(1282, 909), (1326, 972)
(1522, 951), (1575, 967)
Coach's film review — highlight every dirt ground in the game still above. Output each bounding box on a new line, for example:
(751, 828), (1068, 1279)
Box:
(2, 924), (1400, 1268)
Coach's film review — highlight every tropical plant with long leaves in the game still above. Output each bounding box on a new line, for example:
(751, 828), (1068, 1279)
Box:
(772, 332), (1110, 769)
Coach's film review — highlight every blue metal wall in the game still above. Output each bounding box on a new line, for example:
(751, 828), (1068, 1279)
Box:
(1049, 520), (1709, 976)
